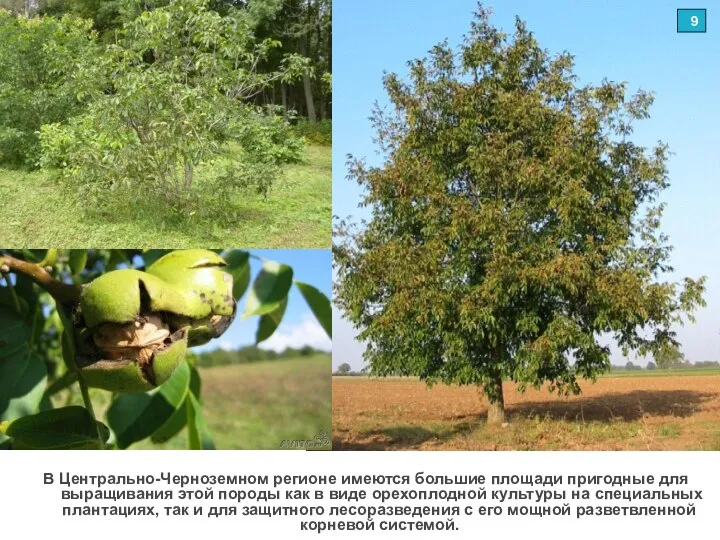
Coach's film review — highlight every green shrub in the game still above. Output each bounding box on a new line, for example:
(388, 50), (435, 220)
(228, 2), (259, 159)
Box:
(38, 0), (308, 214)
(293, 119), (332, 146)
(0, 12), (98, 168)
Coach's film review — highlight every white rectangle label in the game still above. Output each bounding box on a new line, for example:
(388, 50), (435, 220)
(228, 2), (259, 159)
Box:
(0, 451), (714, 539)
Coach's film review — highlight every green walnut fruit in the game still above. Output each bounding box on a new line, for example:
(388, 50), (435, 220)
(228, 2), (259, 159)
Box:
(75, 269), (193, 393)
(73, 252), (236, 393)
(76, 315), (189, 393)
(146, 250), (236, 346)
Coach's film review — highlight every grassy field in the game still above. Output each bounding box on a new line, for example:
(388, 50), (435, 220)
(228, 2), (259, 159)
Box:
(600, 368), (720, 378)
(0, 144), (330, 248)
(333, 372), (720, 451)
(58, 355), (332, 450)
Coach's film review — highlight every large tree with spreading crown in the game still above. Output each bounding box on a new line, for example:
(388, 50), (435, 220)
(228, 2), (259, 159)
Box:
(333, 5), (706, 424)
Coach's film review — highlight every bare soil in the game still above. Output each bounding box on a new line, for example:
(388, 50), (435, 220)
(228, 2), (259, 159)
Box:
(332, 376), (720, 450)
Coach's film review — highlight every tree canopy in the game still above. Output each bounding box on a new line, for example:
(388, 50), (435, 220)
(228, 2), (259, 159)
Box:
(333, 5), (706, 423)
(1, 0), (331, 121)
(653, 343), (686, 369)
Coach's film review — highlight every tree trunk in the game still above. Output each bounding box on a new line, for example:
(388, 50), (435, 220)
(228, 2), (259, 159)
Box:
(300, 5), (317, 124)
(315, 0), (326, 121)
(302, 71), (316, 123)
(327, 4), (332, 120)
(485, 374), (506, 425)
(184, 160), (193, 190)
(281, 83), (288, 121)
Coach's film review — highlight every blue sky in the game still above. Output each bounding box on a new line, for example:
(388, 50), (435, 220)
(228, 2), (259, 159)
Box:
(196, 249), (331, 353)
(333, 0), (719, 369)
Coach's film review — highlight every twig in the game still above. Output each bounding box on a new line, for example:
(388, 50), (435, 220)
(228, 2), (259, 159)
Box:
(0, 254), (82, 305)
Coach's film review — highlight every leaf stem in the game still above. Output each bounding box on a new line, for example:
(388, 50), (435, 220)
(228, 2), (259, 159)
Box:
(77, 374), (105, 450)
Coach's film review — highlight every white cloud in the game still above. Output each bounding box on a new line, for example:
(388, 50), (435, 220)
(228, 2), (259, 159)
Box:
(259, 314), (332, 353)
(219, 340), (235, 351)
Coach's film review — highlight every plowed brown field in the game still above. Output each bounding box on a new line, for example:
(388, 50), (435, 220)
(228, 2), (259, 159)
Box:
(332, 376), (720, 450)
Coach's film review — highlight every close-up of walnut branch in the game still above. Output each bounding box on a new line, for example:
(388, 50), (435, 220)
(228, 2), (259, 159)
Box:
(0, 253), (82, 305)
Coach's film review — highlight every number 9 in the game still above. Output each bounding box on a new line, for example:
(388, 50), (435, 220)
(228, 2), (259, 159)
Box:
(691, 15), (699, 26)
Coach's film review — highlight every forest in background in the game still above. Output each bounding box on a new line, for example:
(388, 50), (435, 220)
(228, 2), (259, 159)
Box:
(193, 345), (330, 367)
(0, 0), (331, 126)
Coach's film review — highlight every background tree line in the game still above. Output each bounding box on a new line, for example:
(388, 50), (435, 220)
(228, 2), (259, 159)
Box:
(0, 0), (332, 124)
(333, 359), (720, 376)
(614, 360), (719, 371)
(193, 345), (329, 368)
(0, 0), (330, 125)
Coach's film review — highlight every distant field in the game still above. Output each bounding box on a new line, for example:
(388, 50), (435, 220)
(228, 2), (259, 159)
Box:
(333, 375), (720, 451)
(600, 368), (720, 378)
(61, 356), (332, 450)
(140, 356), (332, 450)
(0, 144), (331, 248)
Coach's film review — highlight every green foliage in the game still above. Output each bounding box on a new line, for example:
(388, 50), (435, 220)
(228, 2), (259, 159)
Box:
(151, 364), (202, 443)
(0, 248), (331, 449)
(653, 343), (687, 370)
(295, 280), (332, 337)
(0, 0), (42, 16)
(40, 1), (278, 39)
(186, 392), (214, 449)
(107, 359), (190, 448)
(336, 362), (351, 375)
(252, 0), (331, 121)
(0, 306), (47, 422)
(333, 6), (706, 415)
(243, 260), (294, 316)
(293, 119), (332, 146)
(0, 11), (98, 168)
(42, 1), (123, 36)
(0, 406), (110, 449)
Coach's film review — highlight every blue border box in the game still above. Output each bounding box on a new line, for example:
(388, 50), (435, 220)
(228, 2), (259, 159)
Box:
(677, 9), (707, 33)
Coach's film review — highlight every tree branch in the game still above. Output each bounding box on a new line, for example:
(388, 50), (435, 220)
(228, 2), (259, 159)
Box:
(0, 254), (83, 305)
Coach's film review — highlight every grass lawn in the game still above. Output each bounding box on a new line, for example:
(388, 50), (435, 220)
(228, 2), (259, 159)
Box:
(56, 355), (332, 450)
(0, 144), (330, 248)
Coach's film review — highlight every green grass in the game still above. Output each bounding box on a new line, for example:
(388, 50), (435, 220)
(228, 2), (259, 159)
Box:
(58, 355), (331, 450)
(344, 416), (654, 450)
(461, 418), (647, 450)
(347, 416), (712, 451)
(657, 423), (682, 438)
(0, 145), (330, 248)
(141, 356), (331, 450)
(600, 368), (720, 378)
